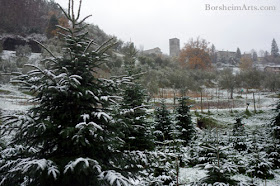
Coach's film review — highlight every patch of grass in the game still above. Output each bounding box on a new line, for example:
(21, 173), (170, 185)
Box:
(267, 94), (280, 98)
(186, 99), (196, 105)
(230, 112), (235, 117)
(245, 109), (251, 116)
(236, 96), (243, 99)
(257, 110), (264, 114)
(207, 110), (213, 115)
(194, 110), (201, 117)
(197, 116), (225, 129)
(0, 89), (11, 95)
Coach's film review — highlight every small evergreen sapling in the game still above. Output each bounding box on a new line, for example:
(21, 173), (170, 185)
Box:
(154, 100), (173, 143)
(246, 129), (274, 179)
(232, 118), (247, 152)
(198, 132), (238, 186)
(266, 138), (280, 169)
(175, 97), (195, 145)
(151, 100), (182, 185)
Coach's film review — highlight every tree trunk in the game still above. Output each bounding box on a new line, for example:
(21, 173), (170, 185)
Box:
(230, 87), (234, 99)
(201, 90), (203, 113)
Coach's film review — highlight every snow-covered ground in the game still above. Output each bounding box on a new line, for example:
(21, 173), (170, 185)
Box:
(179, 168), (280, 186)
(0, 83), (279, 185)
(178, 99), (280, 185)
(154, 88), (279, 112)
(0, 84), (33, 113)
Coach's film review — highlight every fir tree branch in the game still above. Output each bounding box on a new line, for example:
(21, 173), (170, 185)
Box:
(75, 0), (82, 22)
(34, 40), (57, 59)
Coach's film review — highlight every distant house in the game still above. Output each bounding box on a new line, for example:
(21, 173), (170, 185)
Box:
(143, 47), (162, 55)
(264, 65), (280, 73)
(216, 51), (236, 63)
(257, 57), (264, 62)
(242, 53), (252, 59)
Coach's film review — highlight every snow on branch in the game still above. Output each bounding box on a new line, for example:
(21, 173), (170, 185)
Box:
(99, 170), (131, 186)
(93, 111), (111, 122)
(64, 157), (101, 174)
(5, 158), (59, 180)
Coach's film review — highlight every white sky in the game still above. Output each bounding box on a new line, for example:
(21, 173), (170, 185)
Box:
(55, 0), (280, 55)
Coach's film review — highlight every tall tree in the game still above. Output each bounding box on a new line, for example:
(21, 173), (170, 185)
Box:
(259, 50), (265, 58)
(239, 56), (253, 71)
(219, 68), (239, 99)
(0, 1), (133, 185)
(235, 47), (242, 61)
(117, 42), (154, 151)
(179, 37), (212, 70)
(210, 44), (217, 63)
(46, 14), (59, 38)
(251, 49), (258, 62)
(271, 38), (279, 58)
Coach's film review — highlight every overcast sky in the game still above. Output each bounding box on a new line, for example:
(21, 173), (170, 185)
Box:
(55, 0), (280, 55)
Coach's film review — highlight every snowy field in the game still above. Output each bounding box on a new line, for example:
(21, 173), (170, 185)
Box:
(179, 108), (280, 185)
(0, 84), (279, 185)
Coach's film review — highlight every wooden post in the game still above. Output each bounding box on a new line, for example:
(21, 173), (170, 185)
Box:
(217, 88), (219, 111)
(173, 88), (176, 106)
(258, 92), (261, 108)
(208, 98), (210, 113)
(253, 92), (256, 113)
(245, 91), (248, 109)
(201, 90), (203, 113)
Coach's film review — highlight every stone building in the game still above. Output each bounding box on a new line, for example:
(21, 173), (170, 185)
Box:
(143, 47), (162, 55)
(169, 38), (180, 57)
(216, 51), (236, 63)
(242, 53), (252, 59)
(264, 65), (280, 73)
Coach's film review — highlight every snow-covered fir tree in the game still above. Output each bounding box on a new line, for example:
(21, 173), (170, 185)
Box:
(271, 38), (279, 58)
(246, 129), (274, 179)
(154, 99), (173, 143)
(0, 1), (137, 185)
(116, 42), (154, 151)
(267, 102), (280, 169)
(273, 100), (280, 140)
(232, 118), (247, 152)
(196, 131), (238, 185)
(149, 100), (183, 185)
(175, 97), (195, 146)
(188, 129), (225, 166)
(266, 138), (280, 169)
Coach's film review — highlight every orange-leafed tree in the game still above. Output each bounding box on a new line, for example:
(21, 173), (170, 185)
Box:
(179, 37), (212, 70)
(46, 11), (69, 38)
